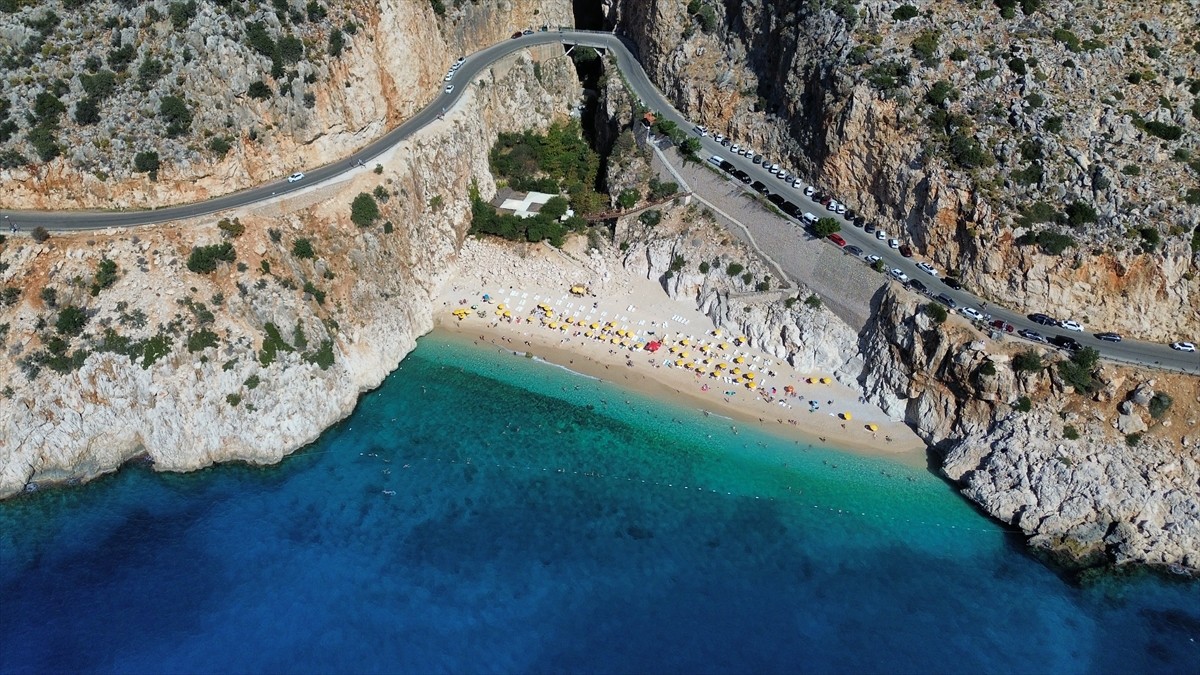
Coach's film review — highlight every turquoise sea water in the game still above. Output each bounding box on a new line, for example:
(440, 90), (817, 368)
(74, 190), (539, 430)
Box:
(2, 334), (1198, 674)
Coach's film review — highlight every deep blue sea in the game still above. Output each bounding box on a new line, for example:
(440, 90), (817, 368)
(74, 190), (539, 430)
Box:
(2, 334), (1198, 674)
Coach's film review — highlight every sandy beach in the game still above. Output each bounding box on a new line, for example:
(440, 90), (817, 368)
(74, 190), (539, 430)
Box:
(435, 237), (925, 460)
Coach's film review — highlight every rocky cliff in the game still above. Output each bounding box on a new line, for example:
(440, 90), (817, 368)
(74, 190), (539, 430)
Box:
(0, 43), (580, 497)
(0, 0), (572, 209)
(858, 286), (1200, 572)
(605, 0), (1200, 340)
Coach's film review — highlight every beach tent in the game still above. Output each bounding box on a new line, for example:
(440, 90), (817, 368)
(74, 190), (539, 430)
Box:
(645, 341), (662, 352)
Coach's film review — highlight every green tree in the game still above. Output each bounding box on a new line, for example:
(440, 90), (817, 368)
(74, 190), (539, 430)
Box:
(134, 151), (160, 179)
(911, 30), (941, 59)
(328, 28), (345, 56)
(350, 192), (380, 226)
(187, 242), (236, 274)
(74, 97), (101, 125)
(1012, 350), (1043, 372)
(812, 217), (841, 237)
(28, 125), (60, 161)
(892, 4), (918, 20)
(169, 0), (197, 29)
(159, 96), (193, 137)
(34, 92), (65, 126)
(617, 188), (639, 209)
(1063, 200), (1097, 227)
(292, 238), (315, 259)
(56, 305), (88, 336)
(924, 302), (948, 323)
(90, 258), (119, 295)
(247, 81), (272, 100)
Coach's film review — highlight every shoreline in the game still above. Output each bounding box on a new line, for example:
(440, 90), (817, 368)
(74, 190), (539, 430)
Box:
(432, 316), (926, 464)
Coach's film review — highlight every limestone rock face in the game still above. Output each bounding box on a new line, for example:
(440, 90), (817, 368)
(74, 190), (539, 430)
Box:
(857, 286), (1200, 573)
(0, 47), (580, 498)
(607, 0), (1200, 339)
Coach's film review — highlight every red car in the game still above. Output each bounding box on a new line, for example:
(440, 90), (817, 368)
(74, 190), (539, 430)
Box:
(828, 233), (847, 247)
(898, 244), (913, 258)
(990, 319), (1014, 333)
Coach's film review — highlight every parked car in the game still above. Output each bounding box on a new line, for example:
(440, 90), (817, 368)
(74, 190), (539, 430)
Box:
(853, 216), (866, 228)
(803, 185), (815, 197)
(876, 230), (888, 240)
(522, 28), (534, 35)
(752, 154), (763, 164)
(1050, 335), (1082, 351)
(990, 319), (1014, 333)
(730, 144), (740, 153)
(826, 200), (839, 211)
(714, 134), (725, 144)
(834, 202), (846, 214)
(889, 268), (909, 283)
(802, 212), (818, 224)
(455, 56), (465, 66)
(1028, 313), (1058, 326)
(444, 84), (454, 94)
(444, 72), (454, 81)
(707, 155), (725, 167)
(768, 193), (786, 206)
(734, 170), (751, 183)
(692, 125), (708, 136)
(844, 209), (857, 220)
(287, 172), (305, 183)
(943, 277), (962, 290)
(511, 31), (523, 38)
(1018, 329), (1046, 343)
(828, 233), (847, 247)
(916, 262), (938, 276)
(898, 244), (914, 258)
(959, 307), (985, 322)
(752, 181), (769, 195)
(845, 245), (863, 256)
(1095, 332), (1122, 342)
(888, 238), (900, 249)
(865, 254), (882, 266)
(1170, 341), (1196, 352)
(934, 293), (957, 308)
(1059, 320), (1084, 332)
(908, 279), (928, 294)
(864, 222), (876, 234)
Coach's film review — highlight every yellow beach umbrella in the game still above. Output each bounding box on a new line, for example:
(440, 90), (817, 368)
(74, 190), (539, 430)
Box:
(696, 368), (707, 374)
(715, 363), (727, 370)
(840, 412), (852, 421)
(712, 329), (722, 337)
(745, 381), (755, 389)
(675, 359), (685, 366)
(719, 342), (730, 350)
(609, 337), (618, 344)
(731, 368), (742, 375)
(669, 346), (679, 353)
(745, 372), (755, 380)
(734, 356), (745, 364)
(683, 362), (694, 370)
(866, 423), (878, 432)
(503, 310), (512, 318)
(585, 331), (594, 337)
(590, 322), (600, 329)
(498, 303), (506, 310)
(820, 377), (832, 384)
(549, 322), (558, 329)
(681, 351), (690, 358)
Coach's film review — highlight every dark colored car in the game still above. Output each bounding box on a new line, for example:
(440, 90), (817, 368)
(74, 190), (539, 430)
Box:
(934, 293), (957, 308)
(1028, 313), (1058, 326)
(768, 193), (786, 206)
(844, 209), (857, 220)
(752, 154), (763, 164)
(734, 170), (751, 183)
(845, 245), (863, 256)
(1095, 332), (1122, 342)
(898, 244), (913, 258)
(511, 31), (523, 38)
(908, 279), (928, 294)
(1017, 328), (1046, 343)
(782, 202), (800, 217)
(852, 216), (866, 228)
(1050, 335), (1082, 351)
(864, 222), (876, 234)
(719, 160), (735, 172)
(751, 181), (769, 195)
(828, 233), (847, 247)
(943, 277), (963, 290)
(990, 319), (1014, 333)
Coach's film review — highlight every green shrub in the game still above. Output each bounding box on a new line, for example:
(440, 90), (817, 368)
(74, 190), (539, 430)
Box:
(217, 217), (244, 237)
(292, 238), (315, 259)
(1148, 392), (1172, 419)
(187, 328), (218, 352)
(90, 258), (118, 295)
(277, 34), (304, 63)
(136, 56), (164, 90)
(306, 0), (326, 21)
(1063, 425), (1080, 440)
(33, 91), (65, 126)
(698, 261), (710, 274)
(638, 209), (662, 227)
(1052, 27), (1081, 52)
(1014, 395), (1032, 412)
(1012, 350), (1043, 372)
(686, 0), (718, 33)
(1142, 120), (1182, 141)
(1025, 92), (1044, 108)
(208, 136), (233, 157)
(1185, 189), (1200, 206)
(975, 68), (997, 81)
(159, 96), (193, 137)
(56, 305), (88, 336)
(1007, 57), (1027, 76)
(726, 262), (744, 276)
(617, 188), (639, 209)
(1063, 201), (1097, 227)
(133, 151), (160, 178)
(949, 47), (968, 61)
(1125, 432), (1142, 447)
(169, 0), (197, 29)
(350, 192), (380, 226)
(74, 97), (101, 125)
(304, 340), (335, 369)
(28, 125), (60, 161)
(892, 4), (918, 20)
(911, 30), (941, 59)
(258, 322), (294, 366)
(924, 302), (948, 323)
(804, 294), (822, 309)
(302, 280), (325, 304)
(977, 359), (997, 377)
(108, 43), (136, 72)
(926, 80), (959, 106)
(1121, 163), (1141, 176)
(40, 287), (57, 307)
(949, 131), (993, 168)
(247, 81), (272, 100)
(187, 242), (236, 273)
(328, 28), (344, 57)
(1057, 347), (1099, 393)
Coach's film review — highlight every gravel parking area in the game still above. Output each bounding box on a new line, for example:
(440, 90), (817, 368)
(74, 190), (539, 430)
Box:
(657, 149), (885, 331)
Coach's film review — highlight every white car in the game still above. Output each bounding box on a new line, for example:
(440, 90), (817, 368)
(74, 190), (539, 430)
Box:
(826, 200), (839, 211)
(889, 268), (909, 283)
(803, 186), (815, 197)
(444, 72), (454, 81)
(875, 230), (887, 240)
(287, 172), (305, 183)
(791, 179), (803, 189)
(444, 84), (454, 94)
(1169, 341), (1196, 352)
(455, 56), (465, 66)
(730, 144), (740, 154)
(960, 307), (985, 321)
(802, 212), (817, 224)
(714, 134), (725, 143)
(865, 254), (882, 266)
(834, 203), (846, 214)
(888, 238), (900, 249)
(693, 125), (709, 137)
(1059, 320), (1083, 332)
(916, 262), (939, 277)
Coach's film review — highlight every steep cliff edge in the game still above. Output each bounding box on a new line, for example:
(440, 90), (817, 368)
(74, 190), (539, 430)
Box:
(0, 45), (580, 497)
(0, 0), (572, 209)
(859, 286), (1200, 572)
(606, 0), (1200, 340)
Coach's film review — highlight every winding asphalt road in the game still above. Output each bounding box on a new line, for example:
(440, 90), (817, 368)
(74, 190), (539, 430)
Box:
(2, 29), (1196, 374)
